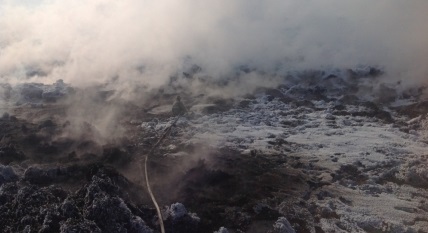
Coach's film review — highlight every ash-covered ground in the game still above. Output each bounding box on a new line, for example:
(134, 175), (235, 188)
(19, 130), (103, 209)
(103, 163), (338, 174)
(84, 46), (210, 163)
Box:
(1, 67), (428, 233)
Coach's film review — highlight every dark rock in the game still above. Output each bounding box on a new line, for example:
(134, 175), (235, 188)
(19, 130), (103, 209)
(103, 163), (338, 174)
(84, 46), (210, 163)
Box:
(193, 104), (223, 114)
(19, 83), (43, 100)
(59, 219), (102, 233)
(272, 217), (296, 233)
(24, 166), (62, 185)
(338, 95), (359, 105)
(0, 165), (19, 186)
(307, 86), (327, 100)
(0, 182), (19, 205)
(396, 100), (428, 118)
(183, 64), (202, 79)
(281, 120), (304, 128)
(39, 119), (55, 129)
(221, 207), (251, 230)
(325, 114), (336, 120)
(81, 171), (153, 233)
(348, 66), (383, 78)
(267, 95), (275, 102)
(332, 110), (350, 116)
(102, 146), (132, 166)
(85, 195), (133, 233)
(350, 106), (393, 123)
(316, 191), (334, 200)
(360, 184), (386, 195)
(20, 215), (36, 226)
(399, 160), (428, 188)
(264, 88), (285, 100)
(318, 206), (339, 219)
(61, 198), (80, 218)
(41, 80), (71, 102)
(1, 112), (10, 120)
(24, 133), (44, 146)
(213, 98), (234, 109)
(238, 100), (252, 108)
(39, 210), (62, 233)
(0, 145), (26, 164)
(333, 164), (368, 185)
(2, 185), (67, 230)
(129, 216), (154, 233)
(214, 227), (230, 233)
(376, 83), (397, 103)
(164, 203), (200, 233)
(36, 142), (60, 155)
(21, 124), (29, 133)
(333, 104), (346, 111)
(1, 165), (155, 233)
(339, 196), (353, 206)
(292, 100), (315, 109)
(253, 204), (282, 220)
(0, 83), (12, 100)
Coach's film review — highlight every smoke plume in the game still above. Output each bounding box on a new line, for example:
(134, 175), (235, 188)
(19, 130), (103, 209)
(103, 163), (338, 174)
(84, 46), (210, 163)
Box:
(0, 0), (427, 90)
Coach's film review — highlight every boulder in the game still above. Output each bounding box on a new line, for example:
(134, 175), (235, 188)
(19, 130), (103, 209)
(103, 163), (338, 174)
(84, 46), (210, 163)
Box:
(273, 217), (296, 233)
(0, 165), (18, 185)
(0, 145), (26, 164)
(164, 203), (200, 233)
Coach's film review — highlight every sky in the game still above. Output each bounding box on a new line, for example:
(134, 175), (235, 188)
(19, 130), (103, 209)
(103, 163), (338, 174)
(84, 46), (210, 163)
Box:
(0, 0), (427, 88)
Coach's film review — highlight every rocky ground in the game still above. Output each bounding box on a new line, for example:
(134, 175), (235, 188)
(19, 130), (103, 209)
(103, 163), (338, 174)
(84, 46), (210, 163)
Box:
(1, 67), (428, 232)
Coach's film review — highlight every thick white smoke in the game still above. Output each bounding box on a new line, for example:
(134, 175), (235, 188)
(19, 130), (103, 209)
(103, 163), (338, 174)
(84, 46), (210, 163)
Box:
(0, 0), (427, 88)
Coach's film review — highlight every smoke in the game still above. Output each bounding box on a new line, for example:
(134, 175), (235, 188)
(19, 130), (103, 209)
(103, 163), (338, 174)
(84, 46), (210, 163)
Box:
(1, 0), (427, 142)
(1, 0), (427, 90)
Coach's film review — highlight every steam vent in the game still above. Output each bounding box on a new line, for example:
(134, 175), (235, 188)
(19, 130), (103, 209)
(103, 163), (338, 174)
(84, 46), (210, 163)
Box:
(1, 1), (428, 232)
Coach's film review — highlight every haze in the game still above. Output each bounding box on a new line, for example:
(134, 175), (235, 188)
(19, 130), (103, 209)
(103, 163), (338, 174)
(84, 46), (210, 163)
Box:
(0, 0), (427, 88)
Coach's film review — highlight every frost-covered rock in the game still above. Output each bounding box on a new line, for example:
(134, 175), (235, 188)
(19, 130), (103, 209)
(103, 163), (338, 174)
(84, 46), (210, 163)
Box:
(60, 198), (80, 218)
(350, 66), (383, 77)
(0, 145), (26, 164)
(214, 226), (229, 233)
(324, 113), (336, 120)
(164, 203), (200, 232)
(129, 216), (154, 233)
(360, 184), (387, 195)
(397, 160), (428, 188)
(41, 79), (71, 102)
(0, 165), (155, 233)
(24, 166), (66, 185)
(273, 217), (296, 233)
(0, 165), (18, 185)
(18, 83), (44, 101)
(0, 184), (68, 232)
(0, 83), (12, 100)
(11, 80), (72, 105)
(141, 120), (158, 130)
(165, 203), (188, 220)
(59, 219), (102, 233)
(82, 172), (154, 233)
(85, 195), (133, 232)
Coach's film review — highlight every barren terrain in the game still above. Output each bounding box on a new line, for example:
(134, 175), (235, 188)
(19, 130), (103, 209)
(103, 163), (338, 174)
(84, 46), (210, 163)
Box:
(1, 68), (428, 233)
